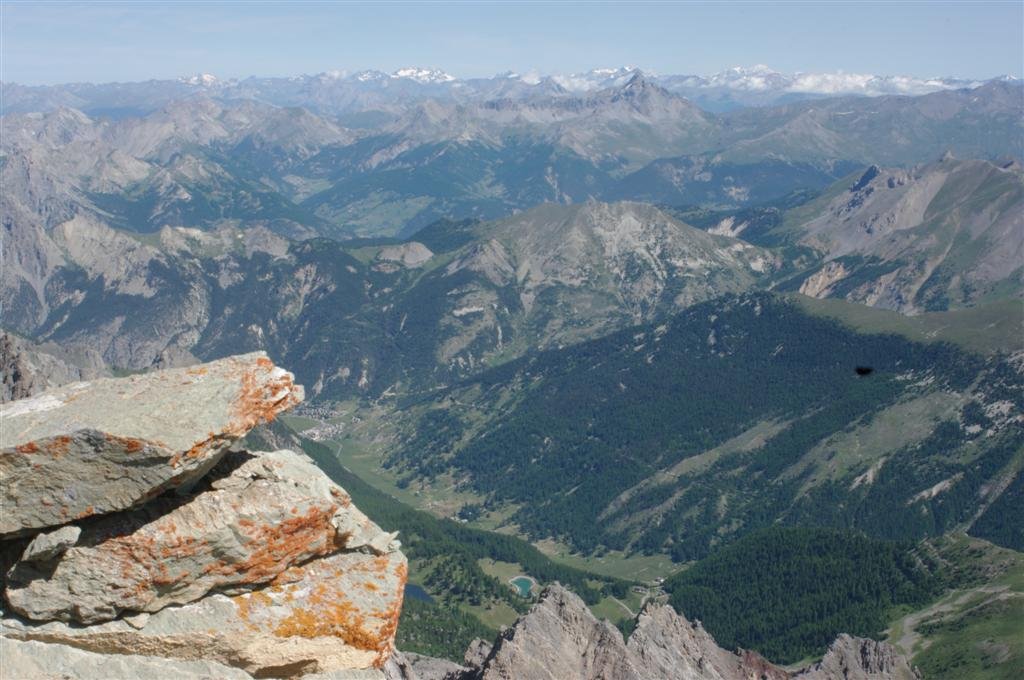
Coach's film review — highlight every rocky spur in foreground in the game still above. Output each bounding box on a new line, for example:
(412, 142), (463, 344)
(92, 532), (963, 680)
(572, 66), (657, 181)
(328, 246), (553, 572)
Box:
(0, 354), (406, 678)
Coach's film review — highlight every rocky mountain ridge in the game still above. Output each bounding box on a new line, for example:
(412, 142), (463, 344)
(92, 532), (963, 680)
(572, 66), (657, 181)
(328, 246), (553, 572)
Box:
(780, 158), (1024, 312)
(3, 153), (1020, 405)
(0, 331), (109, 402)
(2, 200), (778, 400)
(392, 585), (918, 680)
(3, 79), (1020, 242)
(2, 65), (1010, 117)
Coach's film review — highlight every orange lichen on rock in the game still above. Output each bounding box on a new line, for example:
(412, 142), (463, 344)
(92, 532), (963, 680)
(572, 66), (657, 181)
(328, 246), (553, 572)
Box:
(104, 434), (147, 453)
(226, 550), (406, 669)
(169, 432), (222, 468)
(375, 560), (407, 666)
(228, 361), (301, 437)
(45, 436), (73, 457)
(200, 504), (341, 585)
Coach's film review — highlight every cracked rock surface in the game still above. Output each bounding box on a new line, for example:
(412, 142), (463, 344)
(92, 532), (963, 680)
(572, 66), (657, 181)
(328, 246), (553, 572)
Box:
(1, 355), (407, 678)
(1, 352), (303, 535)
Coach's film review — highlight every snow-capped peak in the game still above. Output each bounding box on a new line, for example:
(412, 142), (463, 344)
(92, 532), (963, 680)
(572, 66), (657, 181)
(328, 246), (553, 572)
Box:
(181, 73), (219, 87)
(391, 67), (456, 84)
(552, 66), (642, 92)
(352, 70), (388, 82)
(706, 65), (788, 91)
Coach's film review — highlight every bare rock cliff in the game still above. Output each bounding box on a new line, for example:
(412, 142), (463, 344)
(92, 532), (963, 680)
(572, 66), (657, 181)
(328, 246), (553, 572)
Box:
(408, 585), (918, 680)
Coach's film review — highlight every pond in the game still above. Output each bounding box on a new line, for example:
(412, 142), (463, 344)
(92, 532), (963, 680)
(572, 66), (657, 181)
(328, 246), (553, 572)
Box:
(404, 583), (434, 603)
(510, 576), (534, 598)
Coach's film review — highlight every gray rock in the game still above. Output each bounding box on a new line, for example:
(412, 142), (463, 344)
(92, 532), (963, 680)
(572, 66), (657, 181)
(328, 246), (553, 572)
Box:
(402, 651), (469, 680)
(462, 639), (492, 669)
(303, 671), (386, 680)
(625, 602), (787, 680)
(20, 524), (80, 562)
(466, 585), (641, 680)
(793, 634), (919, 680)
(3, 548), (407, 677)
(0, 352), (303, 535)
(381, 650), (421, 680)
(0, 331), (108, 403)
(0, 636), (253, 679)
(5, 449), (396, 624)
(458, 584), (915, 680)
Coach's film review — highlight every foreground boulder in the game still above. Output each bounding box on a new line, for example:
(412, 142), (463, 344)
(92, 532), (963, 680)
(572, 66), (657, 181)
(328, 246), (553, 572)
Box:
(5, 449), (397, 624)
(0, 352), (302, 535)
(1, 356), (408, 677)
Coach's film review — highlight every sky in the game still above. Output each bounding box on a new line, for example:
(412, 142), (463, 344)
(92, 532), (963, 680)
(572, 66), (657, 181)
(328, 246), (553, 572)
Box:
(2, 1), (1022, 85)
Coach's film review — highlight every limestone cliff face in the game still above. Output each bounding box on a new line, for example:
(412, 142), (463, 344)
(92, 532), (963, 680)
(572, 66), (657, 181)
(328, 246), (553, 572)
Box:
(400, 585), (917, 680)
(0, 354), (406, 679)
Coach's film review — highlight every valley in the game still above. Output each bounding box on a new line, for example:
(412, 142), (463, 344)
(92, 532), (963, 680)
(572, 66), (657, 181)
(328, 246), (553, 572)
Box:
(2, 56), (1022, 679)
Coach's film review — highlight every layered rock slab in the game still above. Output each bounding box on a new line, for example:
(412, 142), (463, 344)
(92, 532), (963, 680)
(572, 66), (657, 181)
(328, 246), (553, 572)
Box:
(0, 352), (302, 535)
(0, 637), (253, 680)
(5, 449), (397, 624)
(3, 549), (406, 677)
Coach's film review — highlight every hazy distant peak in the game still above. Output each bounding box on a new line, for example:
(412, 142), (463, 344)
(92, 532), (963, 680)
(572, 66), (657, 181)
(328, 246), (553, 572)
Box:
(179, 73), (219, 87)
(391, 67), (457, 84)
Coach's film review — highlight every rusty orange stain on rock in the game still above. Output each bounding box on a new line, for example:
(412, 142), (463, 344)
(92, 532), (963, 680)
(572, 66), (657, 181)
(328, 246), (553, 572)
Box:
(104, 434), (147, 453)
(46, 436), (73, 456)
(227, 363), (301, 437)
(15, 442), (40, 454)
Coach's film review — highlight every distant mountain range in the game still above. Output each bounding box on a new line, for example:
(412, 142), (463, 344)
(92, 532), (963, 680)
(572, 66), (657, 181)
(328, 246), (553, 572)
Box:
(3, 75), (1020, 249)
(2, 64), (1015, 116)
(3, 160), (1020, 396)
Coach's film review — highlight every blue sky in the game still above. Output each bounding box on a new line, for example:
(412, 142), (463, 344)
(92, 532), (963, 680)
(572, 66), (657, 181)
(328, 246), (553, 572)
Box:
(2, 1), (1022, 85)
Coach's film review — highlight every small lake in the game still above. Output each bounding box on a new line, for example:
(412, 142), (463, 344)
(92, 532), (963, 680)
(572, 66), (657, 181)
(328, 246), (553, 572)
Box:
(510, 576), (533, 597)
(405, 583), (434, 603)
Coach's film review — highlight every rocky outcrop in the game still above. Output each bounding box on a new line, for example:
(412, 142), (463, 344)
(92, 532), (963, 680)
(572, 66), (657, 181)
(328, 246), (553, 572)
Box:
(1, 355), (406, 678)
(5, 449), (396, 624)
(382, 651), (468, 680)
(439, 585), (916, 680)
(793, 634), (918, 680)
(0, 352), (302, 535)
